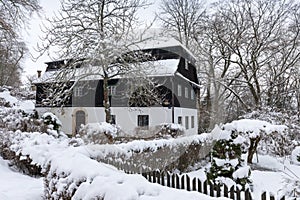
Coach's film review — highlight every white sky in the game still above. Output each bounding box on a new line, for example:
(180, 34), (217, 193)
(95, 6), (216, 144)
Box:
(21, 0), (160, 82)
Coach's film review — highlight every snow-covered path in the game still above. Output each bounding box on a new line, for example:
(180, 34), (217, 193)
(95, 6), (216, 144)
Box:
(0, 157), (43, 200)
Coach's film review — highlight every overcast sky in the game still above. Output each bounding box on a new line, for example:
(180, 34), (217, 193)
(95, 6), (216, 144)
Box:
(22, 0), (159, 82)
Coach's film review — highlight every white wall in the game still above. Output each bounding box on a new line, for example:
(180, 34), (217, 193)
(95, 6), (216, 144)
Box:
(36, 106), (198, 136)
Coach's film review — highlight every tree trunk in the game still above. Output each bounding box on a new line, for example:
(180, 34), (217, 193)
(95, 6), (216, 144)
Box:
(103, 76), (111, 123)
(247, 136), (261, 164)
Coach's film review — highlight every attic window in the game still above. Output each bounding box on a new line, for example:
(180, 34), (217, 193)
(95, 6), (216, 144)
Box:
(108, 86), (116, 96)
(74, 86), (84, 97)
(185, 60), (189, 70)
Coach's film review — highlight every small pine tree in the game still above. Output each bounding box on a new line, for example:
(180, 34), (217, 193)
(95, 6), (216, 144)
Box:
(206, 129), (251, 189)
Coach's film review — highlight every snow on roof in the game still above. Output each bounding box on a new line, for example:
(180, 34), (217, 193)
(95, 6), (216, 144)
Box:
(34, 59), (180, 83)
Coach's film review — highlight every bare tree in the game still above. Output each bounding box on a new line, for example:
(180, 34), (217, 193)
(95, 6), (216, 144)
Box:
(211, 0), (300, 110)
(37, 0), (162, 123)
(0, 0), (40, 87)
(158, 0), (205, 49)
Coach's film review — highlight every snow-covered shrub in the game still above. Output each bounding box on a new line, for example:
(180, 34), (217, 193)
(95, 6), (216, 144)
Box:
(78, 122), (119, 144)
(156, 123), (185, 138)
(243, 108), (300, 156)
(291, 146), (300, 165)
(42, 112), (63, 137)
(1, 109), (43, 132)
(0, 131), (43, 176)
(220, 119), (288, 163)
(279, 176), (300, 199)
(206, 128), (251, 189)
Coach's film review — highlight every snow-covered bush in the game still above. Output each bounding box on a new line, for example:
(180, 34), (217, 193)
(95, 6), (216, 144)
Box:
(78, 122), (120, 144)
(243, 108), (300, 156)
(206, 128), (251, 189)
(156, 123), (185, 138)
(42, 112), (64, 137)
(279, 176), (300, 199)
(291, 146), (300, 165)
(1, 109), (43, 132)
(220, 119), (288, 163)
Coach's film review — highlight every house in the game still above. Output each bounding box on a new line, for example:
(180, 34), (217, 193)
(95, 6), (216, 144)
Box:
(34, 38), (200, 136)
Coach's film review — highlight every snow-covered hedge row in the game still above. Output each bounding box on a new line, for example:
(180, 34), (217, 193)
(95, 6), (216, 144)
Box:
(44, 148), (228, 200)
(87, 133), (212, 172)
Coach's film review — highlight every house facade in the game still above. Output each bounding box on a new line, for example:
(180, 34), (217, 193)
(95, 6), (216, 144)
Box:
(35, 39), (200, 136)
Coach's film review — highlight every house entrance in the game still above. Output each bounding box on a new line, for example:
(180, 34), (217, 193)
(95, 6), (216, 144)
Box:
(75, 110), (86, 133)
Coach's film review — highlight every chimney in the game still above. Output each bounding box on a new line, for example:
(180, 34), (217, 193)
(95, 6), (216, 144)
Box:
(37, 70), (42, 78)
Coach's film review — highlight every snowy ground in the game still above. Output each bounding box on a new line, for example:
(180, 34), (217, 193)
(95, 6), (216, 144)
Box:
(0, 157), (43, 200)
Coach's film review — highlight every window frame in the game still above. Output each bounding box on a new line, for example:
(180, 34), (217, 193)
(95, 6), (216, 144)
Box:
(138, 115), (149, 127)
(191, 116), (195, 128)
(185, 116), (189, 129)
(178, 84), (182, 97)
(185, 87), (189, 98)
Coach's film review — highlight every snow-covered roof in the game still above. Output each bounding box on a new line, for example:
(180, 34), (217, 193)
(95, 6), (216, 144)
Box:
(34, 59), (180, 83)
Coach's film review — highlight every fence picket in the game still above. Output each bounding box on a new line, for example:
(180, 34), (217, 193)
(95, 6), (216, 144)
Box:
(203, 180), (208, 195)
(181, 175), (185, 189)
(216, 184), (221, 197)
(161, 172), (165, 186)
(261, 191), (266, 200)
(245, 188), (251, 200)
(167, 172), (170, 187)
(171, 174), (176, 188)
(186, 175), (191, 191)
(236, 187), (241, 200)
(176, 174), (180, 189)
(229, 186), (235, 199)
(157, 171), (160, 184)
(198, 179), (202, 193)
(192, 178), (197, 191)
(223, 184), (228, 198)
(209, 181), (214, 197)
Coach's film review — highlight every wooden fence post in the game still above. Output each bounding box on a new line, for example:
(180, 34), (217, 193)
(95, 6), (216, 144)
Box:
(181, 175), (185, 190)
(229, 186), (235, 199)
(209, 181), (214, 197)
(236, 187), (241, 200)
(176, 174), (180, 189)
(223, 184), (228, 198)
(152, 171), (156, 183)
(161, 172), (165, 186)
(167, 172), (171, 187)
(171, 174), (176, 188)
(261, 191), (266, 200)
(186, 175), (191, 191)
(216, 184), (221, 197)
(192, 178), (197, 191)
(198, 179), (202, 193)
(203, 180), (208, 195)
(245, 188), (251, 200)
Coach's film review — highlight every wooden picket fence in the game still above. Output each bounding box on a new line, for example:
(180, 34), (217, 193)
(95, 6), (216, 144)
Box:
(105, 161), (294, 200)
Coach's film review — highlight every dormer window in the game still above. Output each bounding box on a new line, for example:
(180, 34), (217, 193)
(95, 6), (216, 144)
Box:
(185, 60), (189, 70)
(74, 86), (84, 97)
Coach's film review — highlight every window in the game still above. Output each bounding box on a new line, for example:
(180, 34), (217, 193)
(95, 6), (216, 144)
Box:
(108, 86), (116, 96)
(191, 116), (195, 128)
(111, 115), (116, 124)
(138, 115), (149, 127)
(178, 116), (182, 125)
(74, 86), (84, 97)
(191, 89), (195, 100)
(178, 84), (182, 96)
(185, 87), (189, 98)
(185, 60), (189, 70)
(185, 116), (189, 129)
